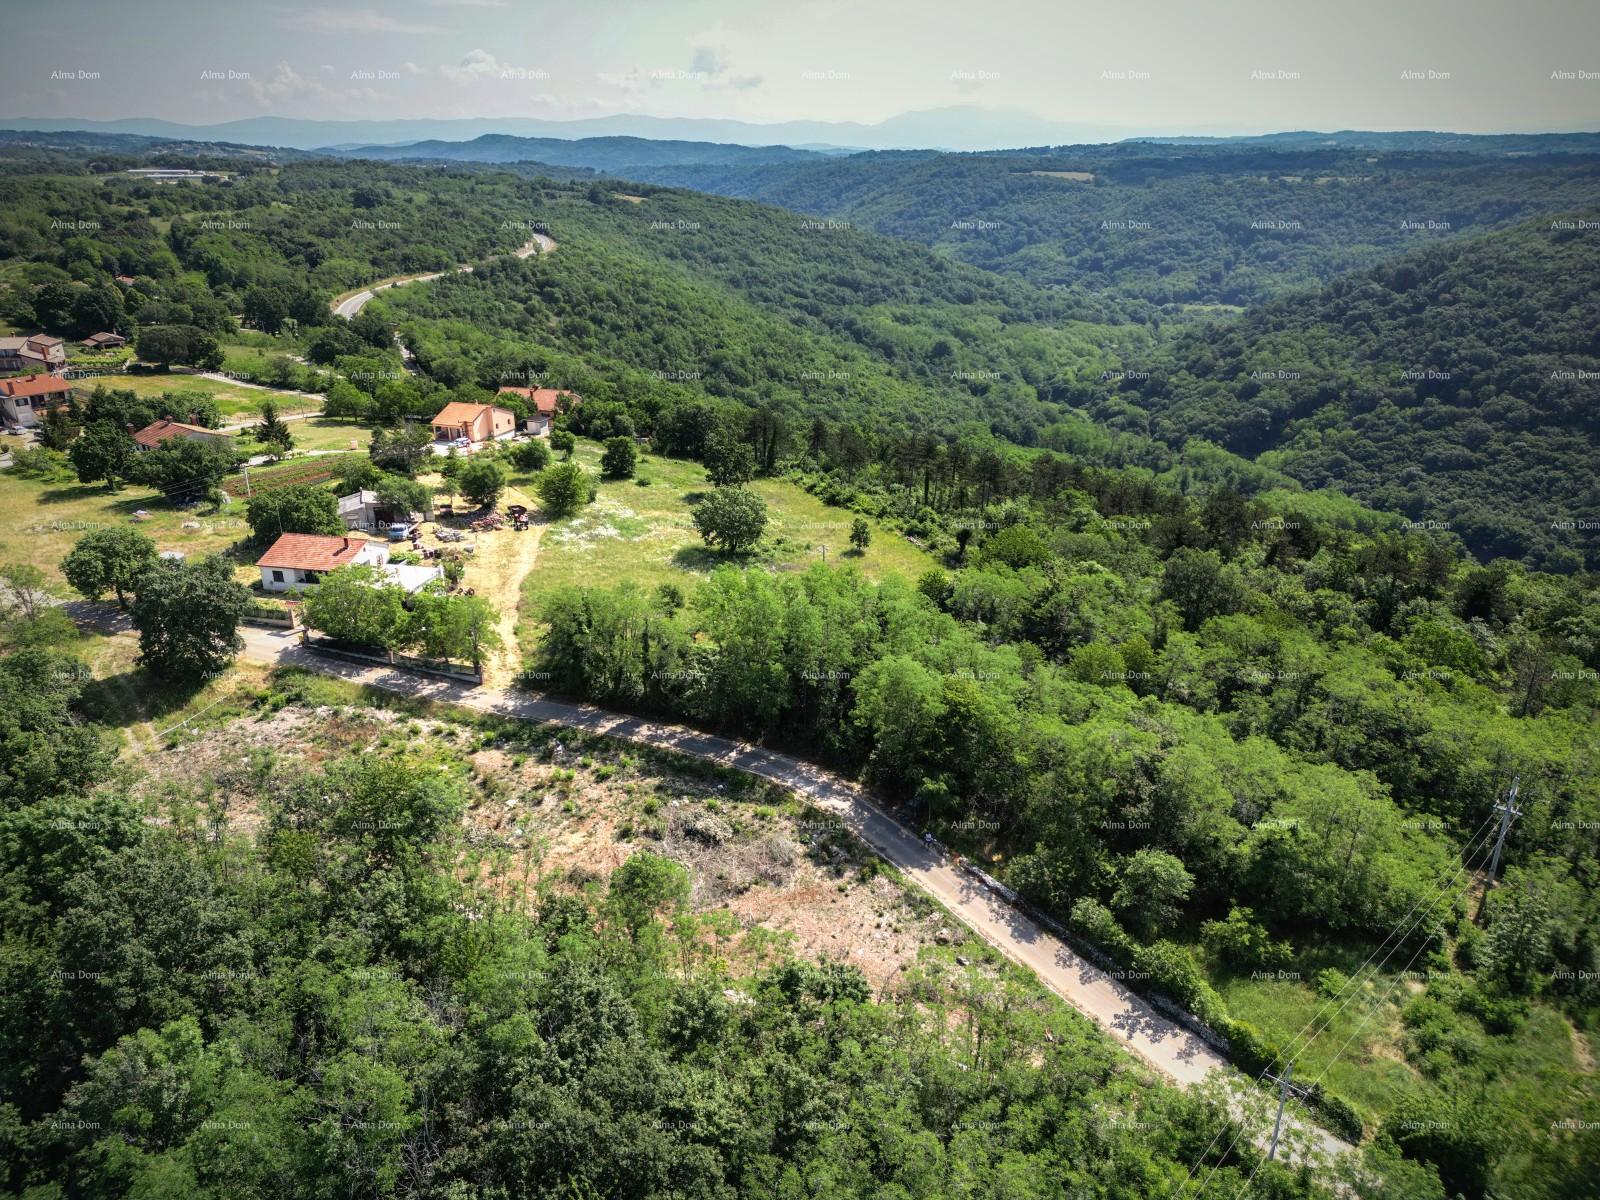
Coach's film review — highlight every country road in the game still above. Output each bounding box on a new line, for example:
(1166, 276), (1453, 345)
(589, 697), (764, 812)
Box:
(233, 625), (1352, 1172)
(332, 233), (554, 320)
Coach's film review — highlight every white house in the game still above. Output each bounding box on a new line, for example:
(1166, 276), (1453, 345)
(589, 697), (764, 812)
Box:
(0, 374), (72, 428)
(257, 533), (391, 592)
(256, 532), (442, 594)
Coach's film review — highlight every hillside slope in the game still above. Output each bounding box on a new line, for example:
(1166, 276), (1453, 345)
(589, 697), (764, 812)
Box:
(1100, 214), (1600, 568)
(634, 146), (1600, 306)
(383, 184), (1150, 445)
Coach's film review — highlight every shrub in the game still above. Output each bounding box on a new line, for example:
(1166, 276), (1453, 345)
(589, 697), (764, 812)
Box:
(1132, 940), (1227, 1025)
(538, 461), (592, 518)
(9, 446), (72, 481)
(509, 439), (551, 471)
(601, 436), (637, 480)
(1218, 1016), (1283, 1075)
(1068, 897), (1137, 958)
(1202, 906), (1295, 971)
(1316, 967), (1353, 1000)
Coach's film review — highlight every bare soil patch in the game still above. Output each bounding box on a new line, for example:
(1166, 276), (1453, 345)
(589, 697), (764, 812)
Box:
(133, 700), (937, 987)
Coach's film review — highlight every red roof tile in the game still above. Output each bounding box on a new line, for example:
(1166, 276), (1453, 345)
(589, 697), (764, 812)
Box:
(256, 533), (376, 572)
(0, 374), (71, 398)
(498, 386), (579, 416)
(131, 417), (221, 449)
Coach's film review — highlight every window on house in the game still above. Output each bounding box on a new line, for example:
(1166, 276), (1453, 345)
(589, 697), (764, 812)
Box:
(270, 570), (284, 583)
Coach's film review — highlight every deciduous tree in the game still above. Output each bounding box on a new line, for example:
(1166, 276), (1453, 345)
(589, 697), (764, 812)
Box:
(129, 556), (249, 683)
(61, 527), (158, 607)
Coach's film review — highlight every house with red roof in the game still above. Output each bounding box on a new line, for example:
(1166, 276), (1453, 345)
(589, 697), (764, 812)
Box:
(131, 417), (232, 451)
(0, 374), (72, 428)
(497, 386), (580, 436)
(256, 533), (392, 593)
(430, 401), (516, 445)
(257, 533), (442, 595)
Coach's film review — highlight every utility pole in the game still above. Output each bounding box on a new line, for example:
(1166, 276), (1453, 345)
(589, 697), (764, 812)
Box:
(1265, 1060), (1296, 1163)
(1478, 776), (1523, 924)
(1486, 776), (1521, 883)
(241, 464), (251, 498)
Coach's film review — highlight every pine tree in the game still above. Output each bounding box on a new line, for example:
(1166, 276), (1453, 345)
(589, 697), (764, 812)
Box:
(256, 399), (294, 458)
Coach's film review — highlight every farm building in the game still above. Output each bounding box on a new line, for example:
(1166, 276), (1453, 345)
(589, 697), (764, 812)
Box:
(338, 489), (427, 531)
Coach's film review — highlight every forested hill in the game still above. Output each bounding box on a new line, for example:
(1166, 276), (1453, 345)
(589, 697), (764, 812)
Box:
(1095, 214), (1600, 569)
(630, 146), (1600, 306)
(4, 143), (1595, 566)
(383, 182), (1159, 447)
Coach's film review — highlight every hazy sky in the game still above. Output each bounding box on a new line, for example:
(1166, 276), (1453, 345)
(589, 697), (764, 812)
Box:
(8, 0), (1600, 136)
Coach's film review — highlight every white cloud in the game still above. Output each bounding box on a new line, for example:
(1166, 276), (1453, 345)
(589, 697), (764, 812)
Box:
(686, 36), (763, 92)
(281, 8), (446, 35)
(250, 61), (314, 104)
(442, 48), (502, 81)
(249, 59), (391, 110)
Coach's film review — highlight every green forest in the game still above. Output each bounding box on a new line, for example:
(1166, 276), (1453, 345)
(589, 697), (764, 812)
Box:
(1099, 215), (1600, 570)
(634, 144), (1600, 305)
(2, 613), (1392, 1200)
(525, 410), (1600, 1198)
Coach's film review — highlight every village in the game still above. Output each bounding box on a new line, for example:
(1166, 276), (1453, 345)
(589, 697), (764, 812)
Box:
(0, 308), (594, 673)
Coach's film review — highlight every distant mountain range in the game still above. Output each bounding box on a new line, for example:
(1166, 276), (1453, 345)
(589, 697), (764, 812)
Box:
(1135, 129), (1600, 154)
(0, 108), (1232, 153)
(4, 111), (1596, 157)
(332, 134), (829, 171)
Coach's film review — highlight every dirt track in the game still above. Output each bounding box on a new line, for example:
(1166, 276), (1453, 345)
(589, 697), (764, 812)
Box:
(331, 233), (554, 319)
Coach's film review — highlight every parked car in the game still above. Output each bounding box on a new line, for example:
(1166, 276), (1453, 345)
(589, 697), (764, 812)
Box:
(453, 436), (471, 449)
(386, 521), (416, 541)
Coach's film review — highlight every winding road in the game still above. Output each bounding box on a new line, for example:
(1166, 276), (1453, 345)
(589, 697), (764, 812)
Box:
(331, 233), (555, 320)
(232, 624), (1352, 1172)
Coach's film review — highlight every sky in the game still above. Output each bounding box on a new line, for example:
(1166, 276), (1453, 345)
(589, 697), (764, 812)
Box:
(7, 0), (1600, 140)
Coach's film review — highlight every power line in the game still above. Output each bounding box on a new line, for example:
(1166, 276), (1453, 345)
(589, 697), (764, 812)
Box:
(1177, 808), (1504, 1197)
(1478, 776), (1522, 922)
(1226, 855), (1497, 1200)
(1210, 790), (1523, 1198)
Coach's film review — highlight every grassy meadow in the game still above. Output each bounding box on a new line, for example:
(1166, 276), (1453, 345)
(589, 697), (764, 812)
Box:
(514, 439), (937, 660)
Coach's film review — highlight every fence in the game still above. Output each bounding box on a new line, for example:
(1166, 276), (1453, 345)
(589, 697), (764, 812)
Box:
(243, 606), (297, 629)
(301, 632), (482, 684)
